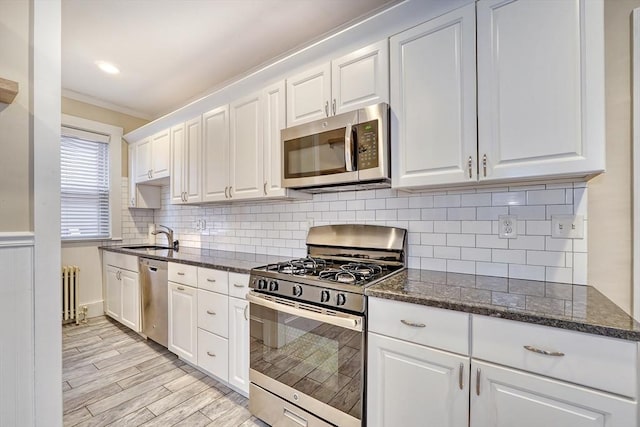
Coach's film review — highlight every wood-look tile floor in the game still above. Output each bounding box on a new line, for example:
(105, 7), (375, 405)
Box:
(62, 316), (268, 427)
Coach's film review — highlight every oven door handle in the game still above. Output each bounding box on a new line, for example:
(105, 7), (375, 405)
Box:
(247, 291), (363, 332)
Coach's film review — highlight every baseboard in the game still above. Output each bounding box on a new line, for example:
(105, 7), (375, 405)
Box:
(79, 300), (104, 319)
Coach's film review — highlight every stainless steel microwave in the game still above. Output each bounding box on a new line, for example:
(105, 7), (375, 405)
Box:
(281, 103), (390, 191)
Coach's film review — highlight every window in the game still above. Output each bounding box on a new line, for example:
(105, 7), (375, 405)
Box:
(60, 114), (123, 241)
(60, 127), (110, 240)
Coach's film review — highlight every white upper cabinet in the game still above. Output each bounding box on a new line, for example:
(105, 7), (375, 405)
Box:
(286, 40), (389, 127)
(391, 3), (477, 188)
(128, 143), (160, 209)
(135, 128), (171, 183)
(286, 62), (331, 127)
(170, 117), (202, 204)
(477, 0), (605, 181)
(202, 105), (230, 202)
(230, 92), (263, 200)
(262, 81), (287, 196)
(332, 39), (389, 115)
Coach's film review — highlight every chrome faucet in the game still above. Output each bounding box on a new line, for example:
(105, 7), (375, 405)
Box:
(152, 225), (179, 250)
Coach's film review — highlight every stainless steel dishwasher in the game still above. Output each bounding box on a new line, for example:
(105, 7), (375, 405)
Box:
(139, 258), (168, 347)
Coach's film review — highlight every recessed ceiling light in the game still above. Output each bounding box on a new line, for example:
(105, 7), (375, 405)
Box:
(95, 60), (120, 75)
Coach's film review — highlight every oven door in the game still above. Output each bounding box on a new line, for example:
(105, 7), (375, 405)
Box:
(247, 291), (364, 427)
(281, 110), (358, 189)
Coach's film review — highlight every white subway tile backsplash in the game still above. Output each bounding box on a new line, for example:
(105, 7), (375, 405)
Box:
(128, 177), (588, 285)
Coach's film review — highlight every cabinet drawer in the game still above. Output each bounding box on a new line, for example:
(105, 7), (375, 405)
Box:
(473, 316), (638, 398)
(197, 289), (229, 337)
(368, 297), (469, 355)
(228, 272), (250, 299)
(197, 268), (228, 294)
(198, 328), (229, 382)
(168, 262), (197, 287)
(103, 251), (139, 272)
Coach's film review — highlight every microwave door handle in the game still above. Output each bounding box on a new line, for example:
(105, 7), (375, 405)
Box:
(345, 123), (354, 172)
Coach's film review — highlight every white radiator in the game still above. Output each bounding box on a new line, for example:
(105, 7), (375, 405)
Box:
(62, 266), (80, 324)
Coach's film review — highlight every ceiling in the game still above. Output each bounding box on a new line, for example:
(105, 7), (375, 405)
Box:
(62, 0), (397, 120)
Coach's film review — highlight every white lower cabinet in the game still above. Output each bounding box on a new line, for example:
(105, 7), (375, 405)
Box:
(103, 252), (140, 332)
(197, 328), (229, 382)
(471, 360), (638, 427)
(168, 282), (198, 364)
(228, 296), (249, 395)
(367, 333), (469, 427)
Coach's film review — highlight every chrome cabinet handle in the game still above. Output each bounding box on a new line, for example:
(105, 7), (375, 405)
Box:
(206, 310), (216, 315)
(224, 186), (228, 198)
(177, 272), (185, 276)
(332, 98), (336, 115)
(177, 286), (185, 291)
(324, 101), (329, 117)
(206, 278), (216, 283)
(468, 156), (473, 179)
(263, 181), (267, 196)
(476, 368), (481, 396)
(400, 319), (426, 328)
(482, 154), (487, 177)
(459, 363), (464, 390)
(233, 283), (244, 288)
(229, 186), (233, 198)
(244, 305), (248, 321)
(131, 198), (135, 206)
(148, 170), (152, 179)
(206, 351), (216, 357)
(524, 345), (565, 357)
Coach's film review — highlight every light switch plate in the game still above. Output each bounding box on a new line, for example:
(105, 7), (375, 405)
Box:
(551, 215), (584, 239)
(498, 215), (517, 239)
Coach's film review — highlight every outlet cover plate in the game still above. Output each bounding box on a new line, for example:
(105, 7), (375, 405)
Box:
(498, 215), (518, 239)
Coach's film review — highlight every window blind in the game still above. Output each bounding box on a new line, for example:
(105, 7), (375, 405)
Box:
(60, 127), (110, 240)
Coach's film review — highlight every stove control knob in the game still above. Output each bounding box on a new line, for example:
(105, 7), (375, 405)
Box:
(336, 293), (347, 306)
(320, 289), (331, 303)
(257, 279), (268, 290)
(293, 284), (303, 297)
(269, 280), (279, 292)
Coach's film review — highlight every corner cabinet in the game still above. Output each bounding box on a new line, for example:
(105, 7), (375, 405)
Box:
(392, 0), (605, 190)
(286, 39), (389, 127)
(390, 3), (477, 188)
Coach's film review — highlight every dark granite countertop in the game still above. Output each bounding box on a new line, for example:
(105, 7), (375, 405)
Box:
(101, 245), (288, 274)
(366, 269), (640, 342)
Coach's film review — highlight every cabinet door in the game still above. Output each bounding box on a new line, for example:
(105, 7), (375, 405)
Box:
(120, 270), (140, 332)
(128, 144), (137, 207)
(105, 265), (121, 321)
(477, 0), (605, 181)
(168, 282), (197, 364)
(197, 328), (229, 382)
(332, 40), (389, 115)
(202, 105), (230, 202)
(471, 361), (638, 427)
(368, 333), (469, 427)
(230, 92), (263, 200)
(262, 80), (286, 197)
(169, 123), (186, 204)
(184, 116), (202, 203)
(390, 3), (477, 188)
(135, 138), (152, 183)
(286, 62), (331, 126)
(151, 129), (170, 179)
(228, 297), (249, 396)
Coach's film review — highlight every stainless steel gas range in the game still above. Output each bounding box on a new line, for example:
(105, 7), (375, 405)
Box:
(247, 224), (407, 427)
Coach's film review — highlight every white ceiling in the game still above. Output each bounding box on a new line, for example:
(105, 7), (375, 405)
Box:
(62, 0), (397, 120)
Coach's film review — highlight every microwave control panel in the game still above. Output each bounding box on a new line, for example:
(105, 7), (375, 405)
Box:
(356, 119), (379, 170)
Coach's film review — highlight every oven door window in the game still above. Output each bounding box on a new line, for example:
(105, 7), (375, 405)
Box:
(283, 128), (348, 179)
(250, 303), (363, 420)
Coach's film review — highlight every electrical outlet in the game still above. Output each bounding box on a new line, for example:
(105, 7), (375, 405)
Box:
(498, 215), (518, 239)
(551, 215), (584, 238)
